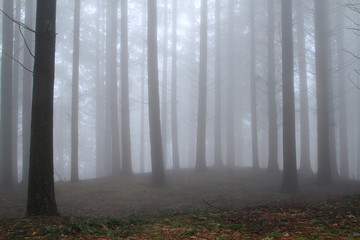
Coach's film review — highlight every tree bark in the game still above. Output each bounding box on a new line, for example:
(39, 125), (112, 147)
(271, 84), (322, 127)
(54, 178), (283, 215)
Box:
(71, 0), (80, 182)
(195, 0), (208, 171)
(267, 0), (279, 173)
(26, 0), (58, 216)
(214, 0), (223, 167)
(315, 0), (332, 185)
(281, 0), (299, 193)
(250, 0), (259, 169)
(171, 0), (180, 169)
(161, 0), (168, 169)
(148, 0), (166, 186)
(121, 0), (133, 176)
(1, 0), (14, 187)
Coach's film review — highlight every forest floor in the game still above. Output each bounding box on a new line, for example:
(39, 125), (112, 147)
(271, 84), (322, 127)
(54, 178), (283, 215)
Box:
(0, 168), (360, 239)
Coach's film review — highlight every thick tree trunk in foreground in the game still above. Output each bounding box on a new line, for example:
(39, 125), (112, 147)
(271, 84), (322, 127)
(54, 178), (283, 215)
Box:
(281, 0), (299, 193)
(26, 0), (59, 216)
(148, 0), (165, 186)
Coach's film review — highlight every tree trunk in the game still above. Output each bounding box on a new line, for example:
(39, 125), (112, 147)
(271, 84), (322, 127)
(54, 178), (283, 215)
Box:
(226, 0), (235, 168)
(148, 0), (166, 186)
(26, 0), (58, 216)
(214, 0), (223, 167)
(71, 0), (80, 182)
(95, 0), (105, 178)
(195, 0), (208, 171)
(12, 0), (22, 184)
(281, 0), (299, 193)
(161, 0), (168, 169)
(296, 0), (311, 175)
(336, 8), (349, 179)
(121, 0), (133, 176)
(267, 0), (278, 173)
(1, 0), (14, 187)
(315, 0), (332, 185)
(22, 0), (35, 185)
(250, 0), (259, 169)
(106, 0), (121, 176)
(171, 0), (180, 169)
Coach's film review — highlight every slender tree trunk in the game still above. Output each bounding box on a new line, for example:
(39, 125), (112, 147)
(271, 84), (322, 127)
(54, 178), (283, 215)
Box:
(214, 0), (223, 167)
(22, 0), (35, 185)
(1, 0), (14, 187)
(250, 0), (259, 169)
(12, 0), (22, 184)
(281, 0), (299, 193)
(26, 0), (58, 216)
(226, 0), (235, 167)
(267, 0), (278, 173)
(140, 0), (147, 173)
(161, 0), (168, 169)
(296, 0), (311, 175)
(106, 0), (121, 176)
(315, 0), (332, 185)
(171, 0), (180, 169)
(337, 8), (349, 179)
(95, 0), (105, 178)
(195, 0), (208, 171)
(121, 0), (133, 176)
(148, 0), (165, 186)
(71, 0), (80, 182)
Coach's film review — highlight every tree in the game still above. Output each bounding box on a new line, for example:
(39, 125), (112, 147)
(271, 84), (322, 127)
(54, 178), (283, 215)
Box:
(336, 6), (349, 179)
(250, 0), (259, 169)
(171, 0), (180, 169)
(121, 0), (133, 176)
(161, 0), (169, 169)
(22, 0), (35, 185)
(106, 0), (121, 176)
(213, 0), (223, 167)
(195, 0), (208, 171)
(226, 0), (235, 167)
(315, 0), (332, 185)
(12, 0), (22, 184)
(71, 0), (81, 182)
(281, 0), (299, 193)
(295, 0), (311, 175)
(148, 0), (166, 186)
(1, 0), (14, 187)
(26, 0), (59, 216)
(267, 0), (279, 173)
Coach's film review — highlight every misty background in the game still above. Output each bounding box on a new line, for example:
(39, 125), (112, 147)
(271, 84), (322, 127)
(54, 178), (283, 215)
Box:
(1, 0), (360, 183)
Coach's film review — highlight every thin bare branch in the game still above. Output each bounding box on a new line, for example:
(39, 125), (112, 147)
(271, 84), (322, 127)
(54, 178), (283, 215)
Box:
(18, 25), (35, 59)
(1, 49), (33, 73)
(0, 9), (35, 33)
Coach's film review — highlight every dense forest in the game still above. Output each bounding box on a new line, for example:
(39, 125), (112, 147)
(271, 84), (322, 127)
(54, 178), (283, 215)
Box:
(0, 0), (360, 218)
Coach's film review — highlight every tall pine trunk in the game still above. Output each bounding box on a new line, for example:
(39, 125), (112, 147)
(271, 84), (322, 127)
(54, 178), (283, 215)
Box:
(214, 0), (223, 167)
(1, 0), (14, 187)
(121, 0), (133, 176)
(161, 0), (168, 168)
(26, 0), (58, 216)
(315, 0), (332, 185)
(148, 0), (166, 186)
(195, 0), (208, 171)
(171, 0), (180, 169)
(71, 0), (80, 182)
(267, 0), (278, 172)
(250, 0), (259, 169)
(281, 0), (299, 193)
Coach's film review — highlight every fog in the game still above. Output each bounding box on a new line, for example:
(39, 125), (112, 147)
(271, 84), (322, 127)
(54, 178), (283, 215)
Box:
(1, 0), (360, 187)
